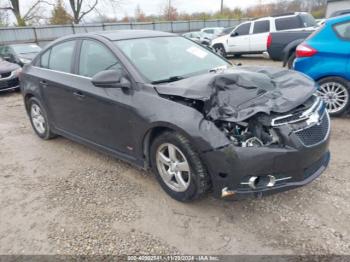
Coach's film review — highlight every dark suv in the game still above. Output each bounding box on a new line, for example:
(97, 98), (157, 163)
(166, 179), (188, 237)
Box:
(20, 30), (330, 202)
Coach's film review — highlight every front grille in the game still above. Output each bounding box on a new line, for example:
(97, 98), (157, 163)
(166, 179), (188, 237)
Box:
(271, 96), (323, 127)
(0, 72), (11, 78)
(273, 112), (304, 125)
(294, 112), (330, 147)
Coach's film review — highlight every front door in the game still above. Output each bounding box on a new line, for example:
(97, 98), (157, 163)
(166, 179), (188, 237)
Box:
(227, 22), (251, 53)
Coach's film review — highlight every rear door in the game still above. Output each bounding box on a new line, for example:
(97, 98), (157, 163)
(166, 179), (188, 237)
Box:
(227, 22), (251, 53)
(250, 20), (271, 52)
(38, 40), (80, 132)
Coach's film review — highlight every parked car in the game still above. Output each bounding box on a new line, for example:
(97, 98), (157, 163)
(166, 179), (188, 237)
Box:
(211, 12), (317, 58)
(273, 13), (350, 68)
(267, 30), (314, 68)
(182, 31), (202, 44)
(216, 26), (236, 38)
(0, 43), (41, 67)
(21, 30), (330, 202)
(0, 58), (21, 92)
(294, 15), (350, 117)
(330, 9), (350, 18)
(200, 27), (224, 45)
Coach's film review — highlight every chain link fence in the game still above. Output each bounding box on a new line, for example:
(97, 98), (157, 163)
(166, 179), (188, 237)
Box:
(0, 19), (249, 46)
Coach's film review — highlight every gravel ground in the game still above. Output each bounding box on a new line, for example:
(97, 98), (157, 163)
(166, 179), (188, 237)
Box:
(0, 57), (349, 255)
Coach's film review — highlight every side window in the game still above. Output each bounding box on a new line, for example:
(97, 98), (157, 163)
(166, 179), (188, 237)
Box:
(204, 29), (214, 34)
(40, 49), (51, 68)
(49, 41), (76, 73)
(334, 21), (350, 40)
(79, 40), (122, 78)
(253, 20), (270, 34)
(275, 16), (302, 31)
(235, 23), (251, 36)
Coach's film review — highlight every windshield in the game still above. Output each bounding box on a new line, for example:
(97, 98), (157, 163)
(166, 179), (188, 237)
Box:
(11, 44), (41, 54)
(300, 13), (317, 27)
(114, 36), (230, 82)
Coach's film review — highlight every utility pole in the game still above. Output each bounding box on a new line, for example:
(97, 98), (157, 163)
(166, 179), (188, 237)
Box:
(168, 0), (171, 20)
(221, 0), (224, 13)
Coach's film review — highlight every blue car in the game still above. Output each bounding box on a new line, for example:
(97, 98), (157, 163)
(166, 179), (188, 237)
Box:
(294, 15), (350, 116)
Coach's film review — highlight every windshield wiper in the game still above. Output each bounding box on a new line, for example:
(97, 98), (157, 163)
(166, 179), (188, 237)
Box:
(151, 76), (185, 84)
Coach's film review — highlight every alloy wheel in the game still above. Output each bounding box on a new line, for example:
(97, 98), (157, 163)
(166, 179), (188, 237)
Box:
(215, 46), (224, 56)
(156, 143), (191, 192)
(318, 82), (349, 114)
(30, 103), (46, 134)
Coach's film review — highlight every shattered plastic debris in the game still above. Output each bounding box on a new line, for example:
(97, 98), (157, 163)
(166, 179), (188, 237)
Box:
(155, 66), (317, 122)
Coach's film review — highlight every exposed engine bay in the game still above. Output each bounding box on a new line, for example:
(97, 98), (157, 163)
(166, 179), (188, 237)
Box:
(215, 95), (322, 148)
(155, 66), (323, 148)
(217, 117), (280, 147)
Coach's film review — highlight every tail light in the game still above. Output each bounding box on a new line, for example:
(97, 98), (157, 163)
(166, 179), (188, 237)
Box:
(267, 33), (272, 49)
(296, 43), (317, 58)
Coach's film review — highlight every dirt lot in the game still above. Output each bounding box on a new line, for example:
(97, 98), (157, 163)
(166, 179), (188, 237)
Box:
(0, 57), (349, 256)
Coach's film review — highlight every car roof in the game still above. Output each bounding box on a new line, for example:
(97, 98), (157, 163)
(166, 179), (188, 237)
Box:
(91, 30), (175, 41)
(326, 14), (350, 24)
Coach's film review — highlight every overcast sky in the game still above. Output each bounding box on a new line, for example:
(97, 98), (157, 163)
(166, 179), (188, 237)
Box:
(15, 0), (270, 22)
(115, 0), (264, 17)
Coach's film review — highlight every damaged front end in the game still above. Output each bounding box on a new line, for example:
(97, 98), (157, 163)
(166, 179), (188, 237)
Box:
(155, 66), (331, 199)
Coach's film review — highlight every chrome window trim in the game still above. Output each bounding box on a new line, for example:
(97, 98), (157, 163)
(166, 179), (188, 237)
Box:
(32, 65), (92, 80)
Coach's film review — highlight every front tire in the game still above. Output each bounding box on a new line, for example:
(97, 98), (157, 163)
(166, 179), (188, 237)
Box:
(317, 77), (350, 117)
(150, 131), (211, 202)
(213, 44), (227, 58)
(27, 97), (56, 140)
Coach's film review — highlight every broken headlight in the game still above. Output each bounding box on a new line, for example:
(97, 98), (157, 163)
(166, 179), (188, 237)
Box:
(218, 119), (280, 148)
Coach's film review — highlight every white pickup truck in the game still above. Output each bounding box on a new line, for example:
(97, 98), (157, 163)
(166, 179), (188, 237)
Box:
(211, 12), (317, 58)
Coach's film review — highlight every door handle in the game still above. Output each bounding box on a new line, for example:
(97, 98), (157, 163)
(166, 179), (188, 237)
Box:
(40, 80), (48, 87)
(73, 91), (85, 99)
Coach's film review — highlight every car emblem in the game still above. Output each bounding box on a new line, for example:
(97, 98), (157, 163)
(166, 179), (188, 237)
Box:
(306, 112), (320, 126)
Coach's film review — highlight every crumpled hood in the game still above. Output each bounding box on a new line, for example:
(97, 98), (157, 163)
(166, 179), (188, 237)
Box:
(154, 66), (317, 122)
(0, 59), (20, 74)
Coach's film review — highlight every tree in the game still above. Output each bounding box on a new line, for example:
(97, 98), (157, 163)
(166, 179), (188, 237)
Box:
(0, 10), (9, 26)
(50, 0), (73, 24)
(163, 1), (178, 21)
(0, 0), (50, 26)
(134, 4), (146, 22)
(67, 0), (120, 24)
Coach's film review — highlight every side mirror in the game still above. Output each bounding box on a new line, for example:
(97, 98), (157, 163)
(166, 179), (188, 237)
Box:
(92, 69), (131, 89)
(230, 32), (239, 37)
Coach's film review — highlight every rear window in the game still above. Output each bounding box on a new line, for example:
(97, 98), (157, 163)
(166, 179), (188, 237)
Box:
(275, 16), (302, 31)
(49, 41), (76, 73)
(253, 20), (270, 34)
(334, 21), (350, 40)
(203, 29), (214, 34)
(300, 13), (317, 27)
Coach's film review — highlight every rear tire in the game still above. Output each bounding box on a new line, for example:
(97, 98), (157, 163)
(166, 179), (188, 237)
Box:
(317, 77), (350, 117)
(150, 131), (211, 202)
(234, 54), (242, 58)
(27, 97), (56, 140)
